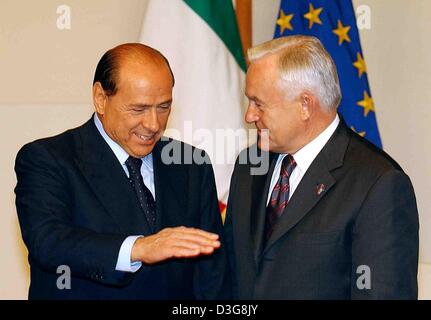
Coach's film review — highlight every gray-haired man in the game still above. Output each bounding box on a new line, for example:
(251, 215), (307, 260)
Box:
(224, 35), (419, 299)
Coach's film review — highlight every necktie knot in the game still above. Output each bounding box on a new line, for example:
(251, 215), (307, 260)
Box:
(281, 154), (296, 178)
(125, 156), (143, 175)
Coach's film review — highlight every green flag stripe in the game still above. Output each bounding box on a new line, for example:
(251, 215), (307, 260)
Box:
(183, 0), (246, 71)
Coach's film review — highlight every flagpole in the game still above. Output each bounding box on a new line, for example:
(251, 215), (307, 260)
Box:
(235, 0), (252, 65)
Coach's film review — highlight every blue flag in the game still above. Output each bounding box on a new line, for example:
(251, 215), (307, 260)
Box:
(274, 0), (382, 148)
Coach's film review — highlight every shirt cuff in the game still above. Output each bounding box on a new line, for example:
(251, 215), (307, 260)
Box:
(115, 235), (143, 273)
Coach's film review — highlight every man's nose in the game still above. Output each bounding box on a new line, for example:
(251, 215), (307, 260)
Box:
(245, 104), (259, 124)
(143, 108), (160, 133)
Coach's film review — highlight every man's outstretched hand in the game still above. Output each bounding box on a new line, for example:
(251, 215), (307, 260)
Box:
(131, 226), (221, 264)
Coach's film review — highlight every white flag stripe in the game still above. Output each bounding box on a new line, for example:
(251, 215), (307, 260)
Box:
(140, 0), (248, 202)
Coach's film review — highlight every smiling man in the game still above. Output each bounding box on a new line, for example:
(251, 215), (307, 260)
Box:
(14, 43), (230, 299)
(224, 35), (419, 299)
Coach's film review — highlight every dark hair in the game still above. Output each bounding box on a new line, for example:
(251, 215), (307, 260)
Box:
(92, 43), (175, 96)
(93, 49), (117, 96)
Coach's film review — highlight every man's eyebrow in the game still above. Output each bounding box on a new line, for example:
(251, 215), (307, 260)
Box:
(126, 100), (172, 108)
(127, 103), (152, 108)
(246, 95), (263, 103)
(157, 99), (173, 106)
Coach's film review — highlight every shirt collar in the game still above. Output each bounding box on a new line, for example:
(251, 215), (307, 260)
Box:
(93, 113), (153, 168)
(292, 114), (340, 174)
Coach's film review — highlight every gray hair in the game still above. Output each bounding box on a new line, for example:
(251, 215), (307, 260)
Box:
(248, 35), (341, 112)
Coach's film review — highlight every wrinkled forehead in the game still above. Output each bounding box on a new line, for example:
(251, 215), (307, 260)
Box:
(117, 56), (173, 87)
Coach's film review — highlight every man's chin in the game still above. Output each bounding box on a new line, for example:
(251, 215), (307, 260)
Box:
(257, 138), (271, 152)
(130, 144), (157, 158)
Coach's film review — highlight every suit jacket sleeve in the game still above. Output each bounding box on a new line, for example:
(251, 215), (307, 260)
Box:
(223, 158), (239, 299)
(15, 142), (133, 287)
(192, 156), (231, 299)
(351, 169), (419, 299)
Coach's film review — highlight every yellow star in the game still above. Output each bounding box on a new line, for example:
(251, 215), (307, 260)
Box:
(333, 20), (351, 45)
(353, 52), (367, 78)
(276, 9), (294, 34)
(357, 91), (375, 117)
(350, 126), (366, 137)
(304, 3), (323, 29)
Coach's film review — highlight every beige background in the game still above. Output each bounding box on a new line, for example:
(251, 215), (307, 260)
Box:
(0, 0), (430, 299)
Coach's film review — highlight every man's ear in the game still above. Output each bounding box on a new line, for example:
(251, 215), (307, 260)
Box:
(300, 92), (314, 120)
(93, 82), (107, 115)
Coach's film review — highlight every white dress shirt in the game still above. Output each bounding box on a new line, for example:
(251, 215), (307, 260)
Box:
(94, 114), (154, 273)
(266, 115), (340, 205)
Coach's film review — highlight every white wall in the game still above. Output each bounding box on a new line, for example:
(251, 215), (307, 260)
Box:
(0, 0), (430, 299)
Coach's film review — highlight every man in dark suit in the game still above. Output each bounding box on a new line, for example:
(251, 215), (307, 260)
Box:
(15, 43), (230, 299)
(224, 35), (419, 299)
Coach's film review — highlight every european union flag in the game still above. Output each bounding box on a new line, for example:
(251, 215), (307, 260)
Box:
(274, 0), (382, 148)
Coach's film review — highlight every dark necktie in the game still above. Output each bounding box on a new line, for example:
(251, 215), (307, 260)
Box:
(125, 156), (156, 232)
(265, 154), (297, 241)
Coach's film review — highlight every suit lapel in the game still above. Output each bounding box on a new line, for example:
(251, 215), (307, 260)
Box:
(74, 118), (152, 235)
(262, 159), (336, 254)
(262, 118), (351, 256)
(152, 139), (188, 231)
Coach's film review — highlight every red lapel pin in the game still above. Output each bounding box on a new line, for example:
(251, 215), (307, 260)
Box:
(316, 183), (325, 196)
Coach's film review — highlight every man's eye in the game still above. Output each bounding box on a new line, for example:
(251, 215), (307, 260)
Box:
(131, 107), (148, 112)
(158, 104), (171, 110)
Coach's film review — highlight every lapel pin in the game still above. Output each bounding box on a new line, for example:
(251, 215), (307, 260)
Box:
(316, 183), (325, 196)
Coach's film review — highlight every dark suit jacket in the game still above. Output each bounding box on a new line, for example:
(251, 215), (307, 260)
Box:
(15, 116), (230, 300)
(224, 118), (419, 299)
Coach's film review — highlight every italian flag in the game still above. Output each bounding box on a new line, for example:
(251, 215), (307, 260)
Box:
(140, 0), (248, 220)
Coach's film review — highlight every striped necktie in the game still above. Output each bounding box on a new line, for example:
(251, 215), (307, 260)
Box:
(265, 154), (297, 241)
